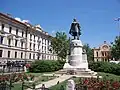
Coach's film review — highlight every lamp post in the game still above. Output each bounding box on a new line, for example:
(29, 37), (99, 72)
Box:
(114, 17), (120, 36)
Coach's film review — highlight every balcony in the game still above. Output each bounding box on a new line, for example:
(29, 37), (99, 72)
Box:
(0, 30), (6, 34)
(20, 38), (26, 43)
(7, 34), (14, 39)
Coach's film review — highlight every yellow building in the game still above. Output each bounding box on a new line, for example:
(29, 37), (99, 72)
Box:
(93, 41), (111, 62)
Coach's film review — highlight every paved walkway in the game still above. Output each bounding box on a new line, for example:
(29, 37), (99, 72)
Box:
(26, 73), (100, 90)
(26, 75), (72, 90)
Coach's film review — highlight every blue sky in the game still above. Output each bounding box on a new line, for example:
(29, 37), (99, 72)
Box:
(1, 0), (120, 47)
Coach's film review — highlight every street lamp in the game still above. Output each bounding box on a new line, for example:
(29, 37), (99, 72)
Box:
(114, 17), (120, 36)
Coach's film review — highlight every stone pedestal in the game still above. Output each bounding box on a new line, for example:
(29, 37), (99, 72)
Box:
(61, 39), (96, 76)
(64, 40), (88, 71)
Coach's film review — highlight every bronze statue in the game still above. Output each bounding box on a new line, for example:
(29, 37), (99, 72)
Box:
(69, 19), (81, 40)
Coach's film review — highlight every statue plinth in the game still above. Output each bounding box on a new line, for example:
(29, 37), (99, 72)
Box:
(63, 39), (89, 71)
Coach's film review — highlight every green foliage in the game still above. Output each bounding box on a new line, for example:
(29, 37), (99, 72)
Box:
(29, 60), (65, 73)
(89, 61), (120, 75)
(111, 36), (120, 60)
(83, 44), (93, 62)
(49, 80), (67, 90)
(98, 72), (120, 82)
(51, 32), (69, 59)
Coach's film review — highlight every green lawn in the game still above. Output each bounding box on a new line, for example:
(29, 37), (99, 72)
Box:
(49, 80), (67, 90)
(26, 72), (42, 77)
(11, 83), (23, 90)
(98, 72), (120, 81)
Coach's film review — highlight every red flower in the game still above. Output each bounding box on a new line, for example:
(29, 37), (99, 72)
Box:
(25, 63), (31, 68)
(84, 79), (89, 85)
(112, 81), (120, 89)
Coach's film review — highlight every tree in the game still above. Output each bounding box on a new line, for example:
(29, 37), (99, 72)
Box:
(111, 36), (120, 60)
(51, 32), (69, 59)
(83, 44), (94, 62)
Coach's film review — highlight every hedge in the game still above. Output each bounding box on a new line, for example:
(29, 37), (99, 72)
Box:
(89, 61), (120, 75)
(29, 60), (65, 73)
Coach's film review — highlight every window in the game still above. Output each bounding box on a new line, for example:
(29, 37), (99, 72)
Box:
(30, 34), (32, 39)
(37, 56), (39, 60)
(38, 44), (40, 50)
(8, 39), (11, 46)
(45, 47), (46, 53)
(21, 42), (23, 48)
(29, 53), (31, 59)
(15, 40), (18, 47)
(105, 58), (107, 61)
(97, 59), (98, 61)
(0, 36), (3, 44)
(45, 39), (46, 45)
(25, 31), (27, 37)
(21, 52), (23, 58)
(2, 24), (4, 31)
(96, 52), (98, 57)
(8, 51), (10, 58)
(16, 29), (18, 35)
(0, 50), (2, 57)
(105, 52), (107, 56)
(15, 52), (17, 58)
(33, 54), (35, 59)
(9, 27), (12, 33)
(30, 43), (31, 50)
(34, 35), (35, 40)
(33, 44), (35, 51)
(22, 31), (24, 37)
(102, 52), (104, 56)
(38, 37), (40, 42)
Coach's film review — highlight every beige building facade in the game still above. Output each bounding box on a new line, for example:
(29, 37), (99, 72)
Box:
(0, 13), (57, 63)
(93, 41), (111, 62)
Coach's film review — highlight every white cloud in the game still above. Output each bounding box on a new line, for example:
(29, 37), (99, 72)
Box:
(15, 17), (21, 21)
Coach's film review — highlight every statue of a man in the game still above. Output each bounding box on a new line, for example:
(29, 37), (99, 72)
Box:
(69, 19), (81, 40)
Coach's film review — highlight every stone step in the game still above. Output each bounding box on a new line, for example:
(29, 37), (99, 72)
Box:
(55, 69), (97, 76)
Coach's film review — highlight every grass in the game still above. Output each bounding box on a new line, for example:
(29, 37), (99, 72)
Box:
(49, 80), (67, 90)
(98, 72), (120, 81)
(11, 83), (23, 90)
(26, 72), (42, 77)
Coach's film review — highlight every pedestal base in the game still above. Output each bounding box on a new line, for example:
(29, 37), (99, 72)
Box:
(55, 63), (97, 76)
(63, 62), (89, 71)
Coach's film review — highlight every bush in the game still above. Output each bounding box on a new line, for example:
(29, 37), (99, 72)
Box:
(89, 61), (120, 75)
(29, 60), (65, 73)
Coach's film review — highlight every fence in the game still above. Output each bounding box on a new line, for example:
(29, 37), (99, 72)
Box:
(0, 61), (25, 73)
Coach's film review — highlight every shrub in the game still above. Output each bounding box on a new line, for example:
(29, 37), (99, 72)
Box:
(89, 61), (120, 75)
(29, 60), (65, 73)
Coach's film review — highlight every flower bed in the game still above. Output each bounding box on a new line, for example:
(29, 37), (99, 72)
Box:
(50, 72), (120, 90)
(76, 77), (120, 90)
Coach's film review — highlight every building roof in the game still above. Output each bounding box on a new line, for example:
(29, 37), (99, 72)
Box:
(0, 12), (52, 37)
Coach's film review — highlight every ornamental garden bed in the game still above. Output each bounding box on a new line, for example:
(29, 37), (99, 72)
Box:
(49, 72), (120, 90)
(0, 72), (57, 90)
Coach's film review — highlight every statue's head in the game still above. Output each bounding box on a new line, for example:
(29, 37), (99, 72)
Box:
(73, 18), (77, 22)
